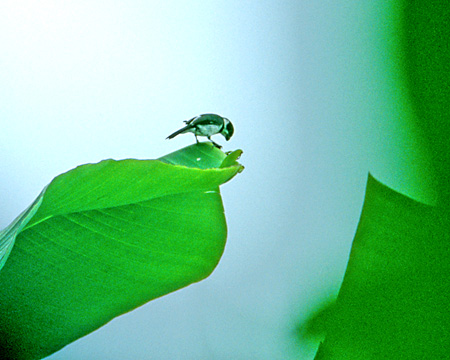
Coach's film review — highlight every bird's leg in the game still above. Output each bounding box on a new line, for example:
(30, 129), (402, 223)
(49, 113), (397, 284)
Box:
(195, 135), (199, 143)
(207, 136), (222, 149)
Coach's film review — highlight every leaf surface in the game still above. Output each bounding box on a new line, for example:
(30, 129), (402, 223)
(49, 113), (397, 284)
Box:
(0, 143), (243, 360)
(0, 190), (45, 271)
(402, 1), (450, 203)
(314, 175), (450, 359)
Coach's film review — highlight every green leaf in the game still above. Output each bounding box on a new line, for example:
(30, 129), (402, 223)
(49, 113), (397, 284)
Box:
(402, 2), (450, 203)
(314, 175), (450, 359)
(0, 143), (243, 360)
(0, 190), (45, 271)
(220, 150), (244, 169)
(313, 3), (450, 358)
(297, 299), (335, 342)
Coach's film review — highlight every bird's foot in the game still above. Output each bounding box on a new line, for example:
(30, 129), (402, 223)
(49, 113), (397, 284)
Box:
(210, 141), (222, 149)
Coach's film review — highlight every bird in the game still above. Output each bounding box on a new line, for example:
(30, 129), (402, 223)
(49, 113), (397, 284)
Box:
(166, 113), (234, 148)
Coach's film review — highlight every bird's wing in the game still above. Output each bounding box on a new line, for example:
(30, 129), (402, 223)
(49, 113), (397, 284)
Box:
(183, 116), (197, 125)
(166, 124), (192, 139)
(192, 117), (220, 126)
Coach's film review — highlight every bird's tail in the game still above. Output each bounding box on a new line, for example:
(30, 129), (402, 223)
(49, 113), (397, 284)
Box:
(166, 125), (192, 139)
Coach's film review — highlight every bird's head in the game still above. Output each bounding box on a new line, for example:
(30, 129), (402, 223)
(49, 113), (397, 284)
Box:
(221, 118), (234, 141)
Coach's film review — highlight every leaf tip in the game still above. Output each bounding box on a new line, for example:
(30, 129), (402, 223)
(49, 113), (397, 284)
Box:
(220, 149), (244, 172)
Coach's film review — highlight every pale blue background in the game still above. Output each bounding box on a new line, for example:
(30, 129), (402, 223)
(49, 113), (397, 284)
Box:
(0, 1), (433, 359)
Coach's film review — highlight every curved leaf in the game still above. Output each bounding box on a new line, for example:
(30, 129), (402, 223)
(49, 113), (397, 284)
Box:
(0, 190), (45, 271)
(314, 2), (450, 358)
(315, 175), (450, 359)
(0, 143), (243, 360)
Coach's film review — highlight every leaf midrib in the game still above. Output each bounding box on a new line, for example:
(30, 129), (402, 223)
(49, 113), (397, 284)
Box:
(24, 185), (223, 231)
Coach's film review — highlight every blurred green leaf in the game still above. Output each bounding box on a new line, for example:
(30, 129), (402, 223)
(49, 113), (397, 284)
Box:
(315, 175), (450, 359)
(0, 142), (243, 360)
(402, 2), (450, 203)
(315, 2), (450, 358)
(296, 299), (335, 342)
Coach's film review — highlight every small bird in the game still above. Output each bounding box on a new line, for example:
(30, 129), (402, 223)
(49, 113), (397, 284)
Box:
(166, 113), (234, 148)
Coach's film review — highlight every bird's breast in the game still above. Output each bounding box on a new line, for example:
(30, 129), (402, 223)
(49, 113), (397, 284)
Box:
(192, 124), (222, 136)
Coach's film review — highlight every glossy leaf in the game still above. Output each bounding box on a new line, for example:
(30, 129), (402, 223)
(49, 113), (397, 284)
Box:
(0, 142), (243, 360)
(0, 189), (45, 271)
